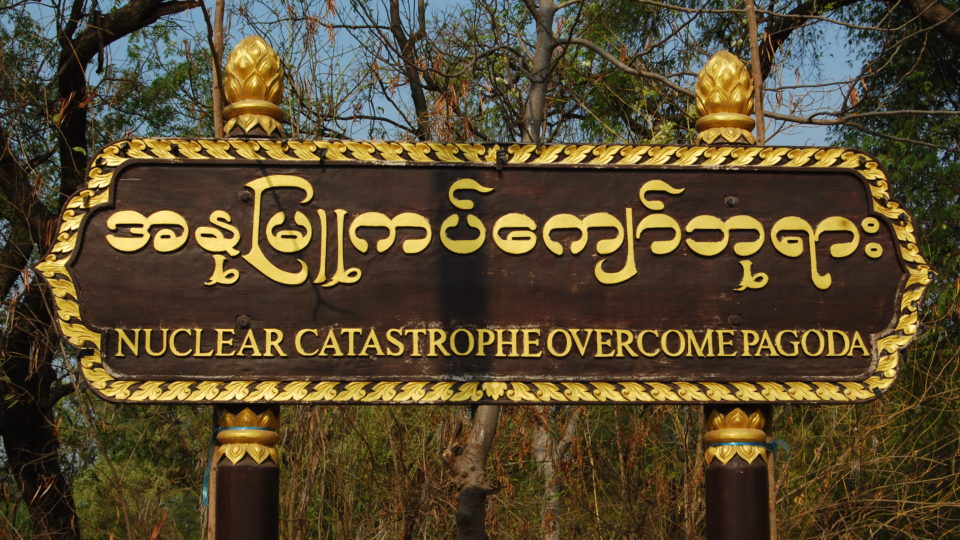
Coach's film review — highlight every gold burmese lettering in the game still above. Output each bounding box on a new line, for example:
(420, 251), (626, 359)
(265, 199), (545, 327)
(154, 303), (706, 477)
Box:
(115, 329), (139, 357)
(441, 178), (492, 254)
(595, 208), (637, 285)
(493, 213), (537, 255)
(204, 255), (240, 286)
(349, 212), (432, 254)
(636, 180), (684, 256)
(195, 210), (241, 256)
(321, 209), (362, 287)
(242, 175), (314, 285)
(296, 328), (319, 356)
(685, 215), (765, 258)
(636, 213), (682, 255)
(543, 213), (623, 257)
(266, 209), (312, 253)
(312, 210), (328, 284)
(108, 174), (887, 292)
(684, 215), (729, 257)
(638, 180), (685, 211)
(771, 216), (860, 290)
(196, 211), (242, 286)
(106, 210), (189, 253)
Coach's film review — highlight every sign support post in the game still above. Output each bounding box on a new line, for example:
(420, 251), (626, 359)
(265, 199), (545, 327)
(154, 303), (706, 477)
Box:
(214, 405), (280, 540)
(210, 36), (287, 540)
(694, 51), (773, 540)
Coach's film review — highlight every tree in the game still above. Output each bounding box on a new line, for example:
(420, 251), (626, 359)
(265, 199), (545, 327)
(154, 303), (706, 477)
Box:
(2, 0), (958, 537)
(0, 1), (199, 536)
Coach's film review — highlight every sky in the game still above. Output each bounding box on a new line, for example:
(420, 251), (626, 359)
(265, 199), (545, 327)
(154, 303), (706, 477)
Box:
(125, 0), (858, 147)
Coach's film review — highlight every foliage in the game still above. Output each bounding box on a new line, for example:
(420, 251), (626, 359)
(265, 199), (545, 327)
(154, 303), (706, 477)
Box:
(0, 0), (958, 538)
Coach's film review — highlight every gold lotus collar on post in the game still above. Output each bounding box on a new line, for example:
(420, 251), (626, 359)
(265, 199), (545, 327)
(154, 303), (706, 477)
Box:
(223, 36), (285, 136)
(704, 407), (768, 465)
(215, 407), (280, 465)
(695, 51), (756, 145)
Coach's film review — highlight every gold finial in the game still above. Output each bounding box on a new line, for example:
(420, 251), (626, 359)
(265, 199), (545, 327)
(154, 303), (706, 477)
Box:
(695, 51), (755, 145)
(223, 36), (285, 136)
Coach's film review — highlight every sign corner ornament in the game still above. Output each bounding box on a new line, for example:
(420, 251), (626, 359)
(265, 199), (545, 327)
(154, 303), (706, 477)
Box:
(37, 138), (931, 404)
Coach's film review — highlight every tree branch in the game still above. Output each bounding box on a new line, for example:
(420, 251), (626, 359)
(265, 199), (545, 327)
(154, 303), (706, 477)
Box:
(906, 0), (960, 44)
(759, 0), (862, 81)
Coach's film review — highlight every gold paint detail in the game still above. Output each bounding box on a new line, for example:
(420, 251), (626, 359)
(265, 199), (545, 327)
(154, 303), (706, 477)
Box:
(704, 408), (767, 465)
(695, 51), (756, 144)
(223, 36), (284, 135)
(40, 138), (931, 404)
(215, 408), (280, 465)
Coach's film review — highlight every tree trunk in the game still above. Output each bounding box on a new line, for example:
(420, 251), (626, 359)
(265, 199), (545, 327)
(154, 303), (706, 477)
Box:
(0, 290), (79, 539)
(443, 405), (502, 540)
(533, 406), (582, 540)
(521, 0), (557, 143)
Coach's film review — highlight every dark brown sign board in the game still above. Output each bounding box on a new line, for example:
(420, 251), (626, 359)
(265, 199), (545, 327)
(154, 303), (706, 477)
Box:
(37, 139), (930, 404)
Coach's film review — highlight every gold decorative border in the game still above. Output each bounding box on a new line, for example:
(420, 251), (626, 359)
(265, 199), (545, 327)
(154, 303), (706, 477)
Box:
(35, 139), (932, 404)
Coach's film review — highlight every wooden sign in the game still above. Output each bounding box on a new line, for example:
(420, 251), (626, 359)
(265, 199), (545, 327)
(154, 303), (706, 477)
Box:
(37, 139), (930, 404)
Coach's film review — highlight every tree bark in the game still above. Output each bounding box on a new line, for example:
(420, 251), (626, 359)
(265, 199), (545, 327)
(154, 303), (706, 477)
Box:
(906, 0), (960, 45)
(521, 0), (558, 142)
(389, 0), (432, 140)
(533, 407), (581, 540)
(0, 2), (198, 537)
(0, 290), (78, 539)
(442, 405), (502, 540)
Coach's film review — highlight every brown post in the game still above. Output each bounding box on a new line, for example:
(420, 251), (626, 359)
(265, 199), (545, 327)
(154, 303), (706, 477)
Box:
(695, 51), (773, 540)
(214, 406), (281, 540)
(211, 35), (287, 540)
(703, 406), (771, 540)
